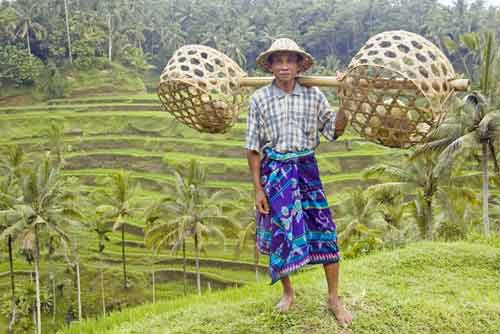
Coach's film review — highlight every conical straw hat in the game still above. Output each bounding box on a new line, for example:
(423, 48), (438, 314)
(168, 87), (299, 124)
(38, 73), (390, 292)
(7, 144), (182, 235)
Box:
(256, 38), (314, 72)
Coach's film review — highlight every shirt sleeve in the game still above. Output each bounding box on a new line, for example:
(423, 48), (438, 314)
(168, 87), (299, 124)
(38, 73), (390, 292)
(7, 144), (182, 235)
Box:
(245, 97), (262, 151)
(317, 89), (337, 141)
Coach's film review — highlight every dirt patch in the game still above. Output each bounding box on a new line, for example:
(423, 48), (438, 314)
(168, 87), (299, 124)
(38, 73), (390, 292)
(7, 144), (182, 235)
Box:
(155, 258), (267, 273)
(65, 154), (170, 174)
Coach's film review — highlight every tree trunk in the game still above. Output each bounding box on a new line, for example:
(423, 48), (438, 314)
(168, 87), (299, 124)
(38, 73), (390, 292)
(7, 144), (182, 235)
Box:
(26, 22), (32, 63)
(52, 275), (56, 324)
(100, 254), (106, 317)
(76, 263), (82, 321)
(121, 225), (128, 289)
(63, 0), (72, 63)
(34, 225), (42, 334)
(8, 235), (16, 334)
(182, 239), (187, 296)
(482, 141), (490, 237)
(194, 233), (201, 296)
(424, 196), (433, 239)
(152, 269), (155, 304)
(107, 15), (112, 63)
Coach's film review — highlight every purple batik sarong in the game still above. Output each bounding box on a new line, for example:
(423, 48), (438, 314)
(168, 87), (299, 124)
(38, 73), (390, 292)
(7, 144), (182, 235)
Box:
(256, 148), (340, 284)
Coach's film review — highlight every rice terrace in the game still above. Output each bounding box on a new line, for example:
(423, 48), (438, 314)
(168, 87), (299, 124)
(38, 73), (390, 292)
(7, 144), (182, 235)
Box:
(0, 1), (499, 333)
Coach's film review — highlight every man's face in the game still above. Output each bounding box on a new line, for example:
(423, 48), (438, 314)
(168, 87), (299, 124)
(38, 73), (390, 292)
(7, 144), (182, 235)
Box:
(268, 52), (301, 83)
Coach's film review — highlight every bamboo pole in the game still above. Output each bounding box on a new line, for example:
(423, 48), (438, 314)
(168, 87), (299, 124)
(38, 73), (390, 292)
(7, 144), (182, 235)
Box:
(238, 76), (469, 91)
(166, 76), (469, 92)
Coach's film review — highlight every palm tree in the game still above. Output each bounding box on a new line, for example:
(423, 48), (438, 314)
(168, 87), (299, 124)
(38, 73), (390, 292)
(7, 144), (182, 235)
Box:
(0, 145), (28, 187)
(0, 145), (28, 333)
(45, 122), (67, 166)
(63, 0), (72, 63)
(145, 160), (235, 296)
(0, 209), (19, 334)
(12, 0), (46, 60)
(97, 0), (124, 64)
(228, 192), (259, 282)
(0, 154), (79, 334)
(416, 31), (500, 238)
(363, 154), (442, 239)
(145, 195), (190, 295)
(97, 170), (139, 289)
(443, 31), (499, 105)
(414, 94), (500, 237)
(83, 206), (111, 316)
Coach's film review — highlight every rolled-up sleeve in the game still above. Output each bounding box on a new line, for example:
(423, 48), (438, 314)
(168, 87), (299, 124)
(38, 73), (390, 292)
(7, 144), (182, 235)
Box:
(245, 98), (262, 151)
(317, 90), (337, 141)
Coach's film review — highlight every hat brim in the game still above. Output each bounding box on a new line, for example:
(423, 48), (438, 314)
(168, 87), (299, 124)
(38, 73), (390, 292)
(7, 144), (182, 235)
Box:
(256, 49), (314, 73)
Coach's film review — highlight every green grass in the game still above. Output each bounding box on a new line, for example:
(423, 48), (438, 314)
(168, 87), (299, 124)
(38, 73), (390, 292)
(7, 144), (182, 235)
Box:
(58, 241), (500, 334)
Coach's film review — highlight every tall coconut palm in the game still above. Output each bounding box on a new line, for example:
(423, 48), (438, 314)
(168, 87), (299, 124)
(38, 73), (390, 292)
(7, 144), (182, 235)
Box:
(96, 170), (139, 289)
(0, 145), (28, 333)
(63, 0), (72, 63)
(0, 154), (79, 334)
(145, 195), (190, 295)
(414, 94), (500, 237)
(12, 0), (46, 60)
(83, 206), (111, 316)
(95, 217), (111, 316)
(416, 31), (499, 237)
(0, 209), (20, 334)
(145, 160), (236, 296)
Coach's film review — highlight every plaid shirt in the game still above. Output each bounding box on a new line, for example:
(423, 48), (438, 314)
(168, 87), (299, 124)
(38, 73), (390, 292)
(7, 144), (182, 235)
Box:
(245, 81), (337, 153)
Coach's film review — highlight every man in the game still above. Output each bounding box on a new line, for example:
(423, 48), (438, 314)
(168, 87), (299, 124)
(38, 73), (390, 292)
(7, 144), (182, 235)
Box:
(245, 38), (353, 326)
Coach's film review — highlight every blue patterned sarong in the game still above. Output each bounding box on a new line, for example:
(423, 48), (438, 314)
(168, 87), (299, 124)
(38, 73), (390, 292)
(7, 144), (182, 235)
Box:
(256, 148), (340, 284)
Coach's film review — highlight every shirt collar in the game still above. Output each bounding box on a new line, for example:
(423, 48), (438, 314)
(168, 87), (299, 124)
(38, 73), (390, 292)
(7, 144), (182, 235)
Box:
(270, 79), (305, 98)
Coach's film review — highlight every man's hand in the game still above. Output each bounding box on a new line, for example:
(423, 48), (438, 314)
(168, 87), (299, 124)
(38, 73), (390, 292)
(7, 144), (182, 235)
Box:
(335, 70), (346, 81)
(334, 109), (349, 136)
(255, 189), (270, 215)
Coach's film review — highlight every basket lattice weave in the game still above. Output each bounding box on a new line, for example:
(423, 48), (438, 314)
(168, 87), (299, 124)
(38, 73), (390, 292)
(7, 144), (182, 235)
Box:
(339, 30), (457, 148)
(157, 45), (248, 133)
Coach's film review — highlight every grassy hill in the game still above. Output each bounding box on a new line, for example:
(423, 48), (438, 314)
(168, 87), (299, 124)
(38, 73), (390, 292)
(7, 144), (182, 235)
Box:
(59, 241), (500, 334)
(0, 93), (403, 332)
(1, 93), (493, 333)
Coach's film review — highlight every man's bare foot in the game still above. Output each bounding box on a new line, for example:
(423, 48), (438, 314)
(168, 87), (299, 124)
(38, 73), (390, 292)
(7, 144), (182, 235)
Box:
(328, 296), (353, 327)
(276, 293), (294, 313)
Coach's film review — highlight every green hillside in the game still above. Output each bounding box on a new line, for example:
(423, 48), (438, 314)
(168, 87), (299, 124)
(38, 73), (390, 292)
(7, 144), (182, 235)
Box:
(59, 241), (500, 334)
(0, 93), (402, 333)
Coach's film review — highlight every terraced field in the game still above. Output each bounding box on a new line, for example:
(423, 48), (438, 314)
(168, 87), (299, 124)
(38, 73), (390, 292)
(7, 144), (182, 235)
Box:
(0, 94), (404, 252)
(0, 94), (404, 331)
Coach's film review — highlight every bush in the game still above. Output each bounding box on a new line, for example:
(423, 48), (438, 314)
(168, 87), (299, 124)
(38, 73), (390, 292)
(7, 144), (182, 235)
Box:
(37, 62), (69, 99)
(120, 46), (155, 73)
(1, 282), (52, 333)
(0, 45), (44, 86)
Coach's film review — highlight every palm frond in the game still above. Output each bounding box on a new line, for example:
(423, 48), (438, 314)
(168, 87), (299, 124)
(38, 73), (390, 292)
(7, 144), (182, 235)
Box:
(363, 164), (414, 182)
(434, 132), (476, 176)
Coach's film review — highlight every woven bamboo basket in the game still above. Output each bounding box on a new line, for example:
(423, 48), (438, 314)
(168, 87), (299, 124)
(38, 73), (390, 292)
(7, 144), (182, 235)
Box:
(157, 45), (248, 133)
(338, 30), (458, 148)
